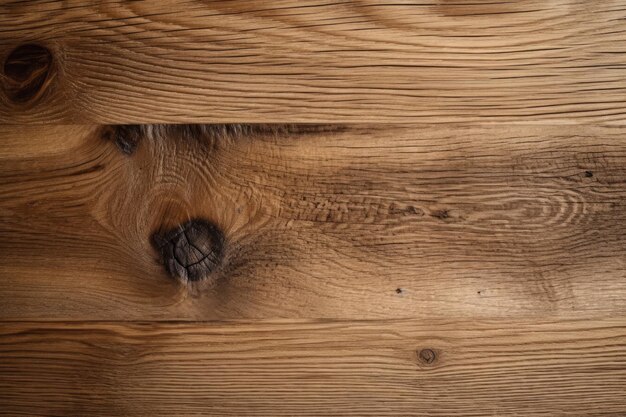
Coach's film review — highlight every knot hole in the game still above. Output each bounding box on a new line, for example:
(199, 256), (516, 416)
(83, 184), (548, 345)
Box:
(3, 44), (55, 104)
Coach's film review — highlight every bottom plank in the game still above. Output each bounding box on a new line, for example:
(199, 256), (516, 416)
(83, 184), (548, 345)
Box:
(1, 319), (625, 416)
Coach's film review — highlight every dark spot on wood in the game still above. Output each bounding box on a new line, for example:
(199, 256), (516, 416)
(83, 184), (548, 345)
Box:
(396, 287), (403, 294)
(389, 203), (424, 217)
(3, 44), (54, 104)
(585, 170), (593, 178)
(111, 125), (141, 155)
(431, 209), (449, 220)
(153, 219), (225, 282)
(418, 348), (437, 365)
(407, 205), (424, 216)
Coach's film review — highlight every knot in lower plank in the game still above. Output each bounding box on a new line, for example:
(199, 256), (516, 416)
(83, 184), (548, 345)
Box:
(153, 219), (225, 282)
(417, 348), (438, 365)
(3, 44), (54, 104)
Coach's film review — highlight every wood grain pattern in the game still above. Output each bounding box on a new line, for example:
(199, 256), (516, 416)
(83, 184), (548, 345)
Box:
(1, 124), (626, 320)
(1, 319), (625, 416)
(1, 1), (626, 124)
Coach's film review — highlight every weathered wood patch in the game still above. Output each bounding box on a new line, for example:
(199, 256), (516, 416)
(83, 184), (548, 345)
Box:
(1, 124), (625, 320)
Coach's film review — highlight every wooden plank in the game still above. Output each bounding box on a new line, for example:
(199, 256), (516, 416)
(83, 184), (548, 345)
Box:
(1, 124), (626, 320)
(0, 319), (625, 416)
(1, 1), (626, 124)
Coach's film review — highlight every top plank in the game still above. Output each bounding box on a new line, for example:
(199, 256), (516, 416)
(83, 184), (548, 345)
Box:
(1, 0), (626, 124)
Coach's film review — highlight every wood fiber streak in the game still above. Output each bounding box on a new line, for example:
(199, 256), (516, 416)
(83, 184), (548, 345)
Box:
(0, 319), (625, 416)
(1, 124), (626, 320)
(1, 1), (626, 123)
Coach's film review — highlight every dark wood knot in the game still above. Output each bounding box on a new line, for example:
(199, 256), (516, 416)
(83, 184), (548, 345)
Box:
(431, 209), (450, 221)
(153, 219), (225, 282)
(3, 44), (54, 104)
(417, 348), (437, 365)
(105, 125), (142, 155)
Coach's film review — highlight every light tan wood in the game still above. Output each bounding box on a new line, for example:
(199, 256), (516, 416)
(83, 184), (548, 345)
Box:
(1, 1), (626, 124)
(0, 318), (625, 416)
(1, 124), (626, 320)
(3, 3), (625, 414)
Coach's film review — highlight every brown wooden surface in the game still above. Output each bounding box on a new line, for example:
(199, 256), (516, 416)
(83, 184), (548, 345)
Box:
(1, 319), (625, 416)
(2, 1), (626, 124)
(2, 2), (626, 414)
(1, 124), (626, 321)
(3, 123), (626, 414)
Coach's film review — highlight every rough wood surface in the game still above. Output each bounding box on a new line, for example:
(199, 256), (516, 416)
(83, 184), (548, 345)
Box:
(1, 1), (626, 124)
(1, 124), (626, 320)
(1, 319), (625, 416)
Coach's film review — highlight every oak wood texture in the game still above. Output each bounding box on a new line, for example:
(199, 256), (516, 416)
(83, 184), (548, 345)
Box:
(1, 319), (625, 416)
(2, 1), (626, 124)
(1, 124), (626, 320)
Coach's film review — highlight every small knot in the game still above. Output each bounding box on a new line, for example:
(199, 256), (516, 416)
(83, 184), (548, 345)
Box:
(431, 209), (450, 221)
(105, 125), (142, 155)
(3, 44), (54, 104)
(417, 348), (437, 365)
(153, 219), (225, 282)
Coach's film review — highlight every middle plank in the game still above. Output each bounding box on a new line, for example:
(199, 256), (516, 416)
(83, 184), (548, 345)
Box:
(1, 124), (625, 320)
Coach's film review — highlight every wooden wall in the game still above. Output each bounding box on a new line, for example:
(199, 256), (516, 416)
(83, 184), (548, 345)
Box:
(1, 2), (625, 416)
